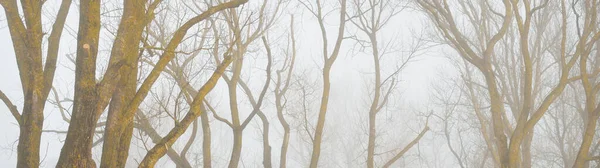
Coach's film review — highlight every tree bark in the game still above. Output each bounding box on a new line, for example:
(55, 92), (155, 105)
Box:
(309, 0), (347, 167)
(56, 0), (101, 167)
(0, 0), (71, 166)
(99, 0), (149, 167)
(226, 57), (244, 168)
(200, 107), (212, 168)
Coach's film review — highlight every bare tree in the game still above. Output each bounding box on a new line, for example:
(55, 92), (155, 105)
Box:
(274, 15), (297, 168)
(8, 0), (600, 167)
(298, 0), (347, 167)
(203, 1), (282, 167)
(347, 0), (428, 167)
(572, 3), (600, 164)
(419, 0), (600, 167)
(233, 36), (275, 167)
(418, 1), (514, 166)
(138, 6), (216, 166)
(54, 0), (248, 167)
(0, 0), (71, 167)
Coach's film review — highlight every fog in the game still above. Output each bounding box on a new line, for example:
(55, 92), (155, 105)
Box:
(0, 0), (599, 167)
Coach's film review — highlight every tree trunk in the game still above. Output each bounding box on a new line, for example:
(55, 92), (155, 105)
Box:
(99, 0), (147, 167)
(366, 107), (377, 168)
(17, 99), (44, 168)
(366, 33), (381, 168)
(56, 0), (101, 166)
(572, 113), (599, 168)
(276, 16), (296, 168)
(276, 102), (291, 168)
(521, 131), (534, 168)
(258, 112), (272, 168)
(201, 107), (212, 168)
(482, 69), (510, 168)
(308, 0), (346, 166)
(100, 62), (138, 167)
(226, 57), (244, 168)
(310, 67), (332, 168)
(1, 0), (70, 166)
(228, 127), (243, 168)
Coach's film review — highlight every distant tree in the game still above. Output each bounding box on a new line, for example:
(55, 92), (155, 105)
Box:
(418, 0), (600, 167)
(273, 15), (297, 168)
(347, 0), (427, 167)
(298, 0), (348, 166)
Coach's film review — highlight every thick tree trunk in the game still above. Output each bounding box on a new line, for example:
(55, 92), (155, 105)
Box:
(118, 121), (135, 167)
(1, 0), (70, 166)
(99, 0), (147, 167)
(228, 127), (243, 168)
(100, 64), (138, 167)
(482, 69), (510, 168)
(573, 113), (599, 168)
(521, 131), (534, 168)
(17, 100), (44, 168)
(15, 12), (45, 166)
(56, 83), (99, 168)
(56, 0), (101, 166)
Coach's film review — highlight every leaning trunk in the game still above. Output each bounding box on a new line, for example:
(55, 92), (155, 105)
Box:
(310, 66), (332, 168)
(99, 0), (147, 166)
(572, 114), (599, 168)
(100, 62), (138, 167)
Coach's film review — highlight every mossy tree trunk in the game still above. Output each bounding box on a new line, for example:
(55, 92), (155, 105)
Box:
(0, 0), (71, 167)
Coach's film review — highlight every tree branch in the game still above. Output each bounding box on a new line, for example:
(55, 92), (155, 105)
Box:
(0, 90), (20, 124)
(382, 125), (430, 168)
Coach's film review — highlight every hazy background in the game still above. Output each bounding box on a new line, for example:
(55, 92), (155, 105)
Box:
(0, 0), (459, 167)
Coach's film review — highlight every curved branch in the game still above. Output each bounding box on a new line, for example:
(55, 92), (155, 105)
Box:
(239, 36), (273, 130)
(204, 100), (233, 128)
